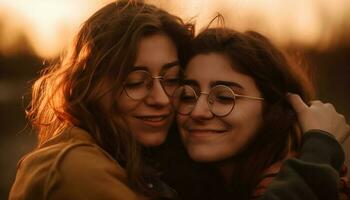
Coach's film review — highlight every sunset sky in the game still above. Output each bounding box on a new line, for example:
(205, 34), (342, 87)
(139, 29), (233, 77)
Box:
(0, 0), (349, 58)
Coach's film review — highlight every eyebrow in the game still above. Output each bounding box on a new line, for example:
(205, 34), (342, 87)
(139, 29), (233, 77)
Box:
(132, 60), (180, 71)
(183, 79), (243, 89)
(210, 81), (244, 89)
(183, 79), (244, 90)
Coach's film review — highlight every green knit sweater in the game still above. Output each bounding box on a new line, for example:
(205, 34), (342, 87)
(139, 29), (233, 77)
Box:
(260, 130), (347, 200)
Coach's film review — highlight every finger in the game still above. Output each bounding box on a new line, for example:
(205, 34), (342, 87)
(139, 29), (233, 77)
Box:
(309, 100), (323, 106)
(287, 93), (308, 114)
(340, 124), (350, 143)
(324, 103), (336, 111)
(346, 124), (350, 140)
(338, 114), (346, 122)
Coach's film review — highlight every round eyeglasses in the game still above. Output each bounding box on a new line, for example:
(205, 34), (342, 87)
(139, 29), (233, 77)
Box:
(172, 84), (264, 117)
(123, 66), (182, 100)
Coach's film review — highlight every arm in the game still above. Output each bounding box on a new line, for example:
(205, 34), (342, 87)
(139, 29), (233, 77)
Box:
(259, 94), (350, 200)
(260, 130), (344, 200)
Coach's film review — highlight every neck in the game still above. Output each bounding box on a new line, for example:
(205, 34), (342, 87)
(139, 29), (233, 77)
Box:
(216, 159), (236, 187)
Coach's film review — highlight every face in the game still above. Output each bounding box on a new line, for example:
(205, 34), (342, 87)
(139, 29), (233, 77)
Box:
(117, 33), (179, 147)
(177, 53), (264, 162)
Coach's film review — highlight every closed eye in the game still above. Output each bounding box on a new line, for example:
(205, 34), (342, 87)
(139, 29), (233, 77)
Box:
(124, 81), (145, 88)
(214, 95), (235, 104)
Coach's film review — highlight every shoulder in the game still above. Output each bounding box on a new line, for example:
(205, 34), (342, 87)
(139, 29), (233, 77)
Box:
(15, 127), (122, 184)
(44, 143), (143, 199)
(10, 129), (145, 200)
(52, 142), (127, 182)
(47, 141), (148, 199)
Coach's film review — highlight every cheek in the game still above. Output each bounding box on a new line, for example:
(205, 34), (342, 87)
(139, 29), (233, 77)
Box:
(117, 92), (140, 114)
(176, 103), (264, 162)
(234, 109), (263, 129)
(211, 103), (263, 156)
(229, 103), (264, 144)
(176, 114), (187, 138)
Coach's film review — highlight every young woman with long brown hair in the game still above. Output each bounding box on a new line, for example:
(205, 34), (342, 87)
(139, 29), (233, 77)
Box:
(9, 1), (193, 199)
(175, 27), (350, 199)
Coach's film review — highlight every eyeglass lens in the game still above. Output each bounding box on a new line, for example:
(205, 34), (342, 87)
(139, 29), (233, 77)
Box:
(124, 66), (182, 100)
(172, 85), (235, 116)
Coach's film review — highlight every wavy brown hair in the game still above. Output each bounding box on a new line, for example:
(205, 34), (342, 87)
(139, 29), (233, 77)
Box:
(185, 27), (315, 199)
(26, 0), (193, 196)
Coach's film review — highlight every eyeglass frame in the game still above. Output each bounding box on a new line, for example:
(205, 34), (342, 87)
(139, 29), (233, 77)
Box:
(122, 66), (183, 101)
(173, 84), (264, 117)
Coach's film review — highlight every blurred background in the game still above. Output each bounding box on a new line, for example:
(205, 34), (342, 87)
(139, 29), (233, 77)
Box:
(1, 0), (349, 198)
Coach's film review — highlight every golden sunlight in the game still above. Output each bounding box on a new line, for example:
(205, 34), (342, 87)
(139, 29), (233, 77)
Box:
(0, 0), (349, 58)
(0, 0), (110, 58)
(155, 0), (350, 48)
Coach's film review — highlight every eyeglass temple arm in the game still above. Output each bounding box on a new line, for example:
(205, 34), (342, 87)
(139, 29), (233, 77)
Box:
(200, 91), (263, 101)
(234, 94), (264, 101)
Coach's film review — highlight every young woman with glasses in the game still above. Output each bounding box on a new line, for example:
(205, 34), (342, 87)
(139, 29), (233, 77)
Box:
(9, 1), (192, 199)
(175, 27), (350, 199)
(9, 1), (349, 199)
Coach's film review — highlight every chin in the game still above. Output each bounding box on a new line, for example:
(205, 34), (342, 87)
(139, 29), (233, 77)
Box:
(188, 153), (219, 163)
(186, 149), (216, 162)
(137, 132), (167, 147)
(186, 146), (234, 163)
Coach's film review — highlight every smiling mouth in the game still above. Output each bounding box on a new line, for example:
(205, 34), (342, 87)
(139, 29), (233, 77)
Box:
(188, 129), (226, 134)
(133, 115), (171, 127)
(135, 116), (167, 122)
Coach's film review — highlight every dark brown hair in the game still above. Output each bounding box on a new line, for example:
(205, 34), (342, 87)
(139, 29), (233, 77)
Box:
(185, 27), (315, 198)
(26, 0), (193, 196)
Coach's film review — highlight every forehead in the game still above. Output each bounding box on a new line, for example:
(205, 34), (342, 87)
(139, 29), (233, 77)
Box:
(137, 33), (176, 51)
(185, 53), (256, 89)
(186, 53), (233, 76)
(134, 33), (178, 73)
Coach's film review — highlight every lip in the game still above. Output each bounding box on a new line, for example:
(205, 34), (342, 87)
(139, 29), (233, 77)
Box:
(187, 129), (226, 137)
(134, 114), (170, 127)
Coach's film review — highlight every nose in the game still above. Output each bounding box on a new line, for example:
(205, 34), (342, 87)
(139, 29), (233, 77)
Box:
(190, 94), (213, 120)
(144, 78), (170, 107)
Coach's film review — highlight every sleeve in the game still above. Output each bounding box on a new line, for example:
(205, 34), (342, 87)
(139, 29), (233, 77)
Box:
(45, 144), (147, 200)
(259, 130), (345, 200)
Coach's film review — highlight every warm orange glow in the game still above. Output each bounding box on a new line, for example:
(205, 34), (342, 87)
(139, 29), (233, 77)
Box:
(0, 0), (111, 58)
(0, 0), (349, 58)
(156, 0), (350, 48)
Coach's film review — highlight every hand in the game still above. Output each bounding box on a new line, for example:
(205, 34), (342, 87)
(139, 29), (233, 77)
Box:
(287, 93), (350, 143)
